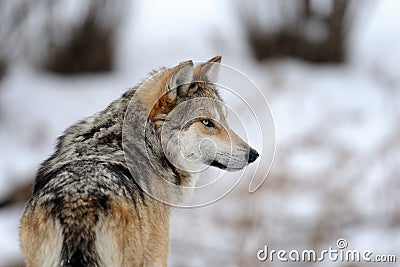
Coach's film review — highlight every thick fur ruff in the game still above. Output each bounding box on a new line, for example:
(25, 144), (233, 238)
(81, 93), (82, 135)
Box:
(19, 56), (258, 267)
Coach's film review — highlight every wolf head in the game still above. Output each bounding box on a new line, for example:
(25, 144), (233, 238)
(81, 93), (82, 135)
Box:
(139, 56), (259, 172)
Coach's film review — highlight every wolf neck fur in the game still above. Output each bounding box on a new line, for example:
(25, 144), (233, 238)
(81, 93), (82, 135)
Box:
(39, 87), (191, 200)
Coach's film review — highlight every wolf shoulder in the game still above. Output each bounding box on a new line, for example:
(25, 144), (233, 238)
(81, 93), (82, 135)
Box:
(31, 160), (144, 206)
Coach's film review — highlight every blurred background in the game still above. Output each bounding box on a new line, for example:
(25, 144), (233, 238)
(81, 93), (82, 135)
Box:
(0, 0), (399, 266)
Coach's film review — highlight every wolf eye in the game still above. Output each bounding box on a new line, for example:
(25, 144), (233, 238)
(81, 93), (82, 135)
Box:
(201, 119), (214, 127)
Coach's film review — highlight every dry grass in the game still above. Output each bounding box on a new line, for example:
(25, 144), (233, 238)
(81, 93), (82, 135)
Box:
(239, 0), (349, 63)
(44, 0), (128, 74)
(0, 0), (129, 75)
(224, 119), (400, 266)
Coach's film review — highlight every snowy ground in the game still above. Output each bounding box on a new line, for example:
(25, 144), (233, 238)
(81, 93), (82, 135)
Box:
(0, 0), (399, 266)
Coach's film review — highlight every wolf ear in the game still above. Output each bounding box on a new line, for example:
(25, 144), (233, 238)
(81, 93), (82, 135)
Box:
(167, 60), (194, 100)
(202, 55), (222, 84)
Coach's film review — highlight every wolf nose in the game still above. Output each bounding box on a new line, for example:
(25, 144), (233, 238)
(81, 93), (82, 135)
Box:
(248, 148), (259, 163)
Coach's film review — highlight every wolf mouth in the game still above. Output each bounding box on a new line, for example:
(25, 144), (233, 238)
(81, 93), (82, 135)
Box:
(210, 160), (246, 171)
(210, 160), (227, 170)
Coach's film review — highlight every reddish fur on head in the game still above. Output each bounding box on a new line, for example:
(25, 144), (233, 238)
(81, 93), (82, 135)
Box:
(138, 56), (222, 123)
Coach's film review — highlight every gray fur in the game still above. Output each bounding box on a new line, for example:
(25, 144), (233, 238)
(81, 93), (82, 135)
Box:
(20, 57), (259, 267)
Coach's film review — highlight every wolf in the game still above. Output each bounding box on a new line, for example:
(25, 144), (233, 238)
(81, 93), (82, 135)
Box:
(19, 56), (259, 267)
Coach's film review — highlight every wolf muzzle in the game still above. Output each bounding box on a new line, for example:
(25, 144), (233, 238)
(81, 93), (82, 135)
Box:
(248, 148), (259, 163)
